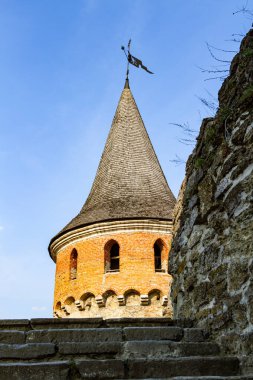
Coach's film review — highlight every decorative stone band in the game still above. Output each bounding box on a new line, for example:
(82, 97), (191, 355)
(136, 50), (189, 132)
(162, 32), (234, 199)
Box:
(50, 219), (173, 261)
(56, 294), (170, 317)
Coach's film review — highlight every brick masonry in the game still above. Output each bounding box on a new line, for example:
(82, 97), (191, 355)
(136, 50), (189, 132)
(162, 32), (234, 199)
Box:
(53, 229), (173, 318)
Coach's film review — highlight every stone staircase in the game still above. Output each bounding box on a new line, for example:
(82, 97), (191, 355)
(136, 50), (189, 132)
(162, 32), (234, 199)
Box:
(0, 318), (251, 379)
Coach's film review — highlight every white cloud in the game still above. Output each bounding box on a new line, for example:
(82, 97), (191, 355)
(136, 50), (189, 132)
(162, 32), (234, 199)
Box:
(31, 306), (47, 311)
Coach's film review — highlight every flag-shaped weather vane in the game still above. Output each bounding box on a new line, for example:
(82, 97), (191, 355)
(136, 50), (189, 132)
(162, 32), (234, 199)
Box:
(121, 39), (154, 80)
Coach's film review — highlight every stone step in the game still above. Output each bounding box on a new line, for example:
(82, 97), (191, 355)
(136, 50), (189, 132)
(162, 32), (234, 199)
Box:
(168, 377), (253, 380)
(0, 318), (194, 331)
(0, 343), (56, 359)
(0, 341), (219, 360)
(105, 318), (193, 328)
(123, 341), (220, 358)
(127, 357), (240, 378)
(58, 341), (122, 355)
(30, 318), (103, 330)
(124, 327), (184, 341)
(0, 326), (208, 346)
(24, 326), (199, 344)
(0, 357), (241, 379)
(0, 361), (70, 380)
(26, 327), (123, 343)
(130, 377), (253, 380)
(0, 320), (30, 331)
(0, 330), (26, 344)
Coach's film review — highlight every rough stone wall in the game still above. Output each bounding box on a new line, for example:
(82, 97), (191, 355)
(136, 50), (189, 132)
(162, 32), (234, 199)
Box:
(54, 230), (173, 318)
(170, 29), (253, 369)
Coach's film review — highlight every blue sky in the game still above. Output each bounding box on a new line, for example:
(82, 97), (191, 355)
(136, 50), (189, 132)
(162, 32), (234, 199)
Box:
(0, 0), (252, 318)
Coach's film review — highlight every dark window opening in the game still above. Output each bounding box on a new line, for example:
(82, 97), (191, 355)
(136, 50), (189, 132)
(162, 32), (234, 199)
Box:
(70, 249), (78, 280)
(154, 242), (162, 272)
(110, 243), (119, 271)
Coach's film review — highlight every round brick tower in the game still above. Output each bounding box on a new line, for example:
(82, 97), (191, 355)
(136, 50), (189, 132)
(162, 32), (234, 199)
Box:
(49, 79), (176, 318)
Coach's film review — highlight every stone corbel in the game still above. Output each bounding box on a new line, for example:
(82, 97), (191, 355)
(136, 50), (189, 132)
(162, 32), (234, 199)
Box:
(61, 306), (70, 316)
(162, 296), (168, 306)
(75, 300), (84, 311)
(117, 295), (125, 306)
(140, 294), (149, 306)
(95, 296), (105, 307)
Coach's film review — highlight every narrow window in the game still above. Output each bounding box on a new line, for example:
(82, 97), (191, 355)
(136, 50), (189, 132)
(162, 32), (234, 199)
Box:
(154, 242), (162, 272)
(110, 243), (120, 271)
(70, 249), (78, 280)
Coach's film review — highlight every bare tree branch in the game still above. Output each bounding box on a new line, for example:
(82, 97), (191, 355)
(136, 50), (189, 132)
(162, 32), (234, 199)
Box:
(204, 76), (227, 81)
(196, 95), (218, 112)
(233, 1), (253, 17)
(225, 38), (241, 43)
(197, 66), (229, 74)
(169, 155), (186, 166)
(178, 138), (196, 146)
(206, 42), (231, 63)
(169, 122), (197, 136)
(206, 43), (237, 53)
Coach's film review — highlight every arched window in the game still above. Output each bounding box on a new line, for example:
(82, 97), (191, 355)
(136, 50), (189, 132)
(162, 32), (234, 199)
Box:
(154, 242), (162, 271)
(70, 248), (78, 280)
(105, 240), (120, 272)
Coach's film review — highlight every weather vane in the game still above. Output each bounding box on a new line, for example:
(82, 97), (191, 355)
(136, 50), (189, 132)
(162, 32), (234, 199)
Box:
(121, 39), (154, 80)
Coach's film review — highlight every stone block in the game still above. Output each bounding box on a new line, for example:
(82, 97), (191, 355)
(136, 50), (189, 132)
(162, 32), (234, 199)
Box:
(76, 359), (124, 378)
(58, 341), (122, 355)
(0, 361), (69, 380)
(0, 343), (56, 359)
(0, 320), (30, 331)
(228, 259), (250, 292)
(75, 300), (83, 311)
(241, 354), (253, 376)
(95, 296), (105, 307)
(26, 328), (122, 343)
(0, 330), (25, 344)
(30, 317), (103, 329)
(124, 327), (183, 341)
(127, 357), (240, 377)
(174, 319), (194, 328)
(123, 341), (219, 359)
(117, 295), (125, 306)
(140, 295), (149, 306)
(105, 317), (174, 327)
(183, 328), (208, 342)
(161, 296), (168, 306)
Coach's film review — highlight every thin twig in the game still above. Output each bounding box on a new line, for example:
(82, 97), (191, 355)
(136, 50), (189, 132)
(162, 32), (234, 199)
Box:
(206, 43), (237, 53)
(169, 122), (197, 135)
(225, 39), (241, 43)
(196, 95), (218, 112)
(169, 155), (186, 166)
(197, 66), (229, 74)
(233, 1), (253, 17)
(206, 43), (231, 63)
(204, 76), (227, 81)
(178, 138), (196, 146)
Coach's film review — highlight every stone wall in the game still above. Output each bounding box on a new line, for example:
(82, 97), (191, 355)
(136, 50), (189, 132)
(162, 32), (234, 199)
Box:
(170, 29), (253, 371)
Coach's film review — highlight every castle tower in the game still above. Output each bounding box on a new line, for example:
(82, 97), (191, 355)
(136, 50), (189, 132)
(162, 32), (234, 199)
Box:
(49, 79), (176, 318)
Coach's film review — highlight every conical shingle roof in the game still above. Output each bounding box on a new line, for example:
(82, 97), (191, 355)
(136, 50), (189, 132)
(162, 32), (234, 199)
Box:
(51, 80), (176, 242)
